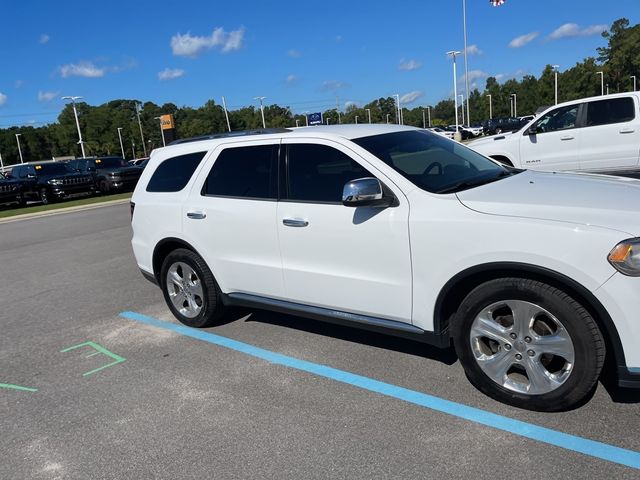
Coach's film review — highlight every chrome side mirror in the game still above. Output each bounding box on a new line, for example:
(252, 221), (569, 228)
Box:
(342, 177), (391, 207)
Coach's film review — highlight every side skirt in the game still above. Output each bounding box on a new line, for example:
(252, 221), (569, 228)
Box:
(222, 292), (450, 348)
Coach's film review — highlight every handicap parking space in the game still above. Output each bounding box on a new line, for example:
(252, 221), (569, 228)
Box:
(1, 204), (639, 479)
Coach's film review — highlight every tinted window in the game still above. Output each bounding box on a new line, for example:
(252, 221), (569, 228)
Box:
(586, 97), (635, 127)
(36, 163), (72, 175)
(287, 144), (373, 203)
(146, 151), (207, 192)
(203, 145), (277, 199)
(353, 131), (509, 194)
(534, 105), (579, 133)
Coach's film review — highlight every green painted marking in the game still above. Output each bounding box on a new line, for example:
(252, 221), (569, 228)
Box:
(61, 341), (126, 377)
(0, 383), (38, 392)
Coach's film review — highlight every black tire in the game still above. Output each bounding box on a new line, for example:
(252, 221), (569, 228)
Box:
(160, 248), (227, 328)
(451, 278), (605, 411)
(39, 188), (51, 205)
(99, 180), (110, 194)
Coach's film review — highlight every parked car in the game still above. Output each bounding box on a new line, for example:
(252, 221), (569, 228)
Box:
(469, 92), (640, 176)
(464, 124), (484, 137)
(131, 125), (640, 411)
(446, 125), (474, 140)
(0, 172), (24, 207)
(10, 162), (95, 204)
(426, 127), (454, 139)
(128, 157), (149, 166)
(68, 156), (143, 193)
(481, 117), (527, 136)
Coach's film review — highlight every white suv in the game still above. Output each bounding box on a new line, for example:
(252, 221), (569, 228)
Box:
(131, 125), (640, 411)
(468, 92), (640, 177)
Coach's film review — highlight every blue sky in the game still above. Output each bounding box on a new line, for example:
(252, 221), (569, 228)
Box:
(0, 0), (637, 127)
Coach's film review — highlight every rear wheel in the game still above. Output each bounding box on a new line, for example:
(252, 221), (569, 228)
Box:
(452, 278), (605, 411)
(160, 248), (227, 328)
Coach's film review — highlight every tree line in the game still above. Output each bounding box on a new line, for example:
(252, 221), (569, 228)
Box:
(0, 18), (637, 166)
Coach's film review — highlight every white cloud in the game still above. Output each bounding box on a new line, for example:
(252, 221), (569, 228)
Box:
(286, 74), (298, 85)
(465, 44), (483, 55)
(344, 100), (357, 109)
(494, 69), (527, 83)
(38, 90), (59, 102)
(548, 23), (608, 40)
(321, 80), (349, 91)
(0, 92), (6, 106)
(400, 90), (424, 104)
(398, 59), (422, 71)
(508, 32), (539, 48)
(170, 27), (245, 57)
(288, 49), (301, 58)
(39, 34), (50, 44)
(59, 61), (105, 78)
(158, 68), (185, 80)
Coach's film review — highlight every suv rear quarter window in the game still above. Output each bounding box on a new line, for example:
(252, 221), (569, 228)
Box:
(146, 151), (207, 193)
(202, 144), (278, 200)
(586, 97), (635, 127)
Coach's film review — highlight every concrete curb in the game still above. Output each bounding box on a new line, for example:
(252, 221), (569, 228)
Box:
(0, 198), (131, 224)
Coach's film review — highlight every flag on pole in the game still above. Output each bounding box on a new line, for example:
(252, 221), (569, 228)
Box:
(490, 0), (505, 6)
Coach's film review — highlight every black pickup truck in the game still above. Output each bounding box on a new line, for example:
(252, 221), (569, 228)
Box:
(67, 156), (142, 193)
(10, 163), (95, 204)
(0, 172), (24, 207)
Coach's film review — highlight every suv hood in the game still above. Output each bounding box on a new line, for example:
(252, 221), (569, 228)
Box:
(469, 131), (516, 147)
(456, 170), (640, 237)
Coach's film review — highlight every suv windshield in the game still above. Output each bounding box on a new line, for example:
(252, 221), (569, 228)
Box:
(36, 163), (73, 175)
(96, 158), (126, 168)
(353, 130), (519, 194)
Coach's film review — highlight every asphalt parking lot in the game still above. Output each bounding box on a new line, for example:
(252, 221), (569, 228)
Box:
(1, 204), (639, 479)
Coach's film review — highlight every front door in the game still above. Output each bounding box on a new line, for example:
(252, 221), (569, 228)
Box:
(277, 139), (412, 322)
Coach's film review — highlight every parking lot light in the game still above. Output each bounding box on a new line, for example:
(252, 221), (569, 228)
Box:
(427, 106), (431, 127)
(153, 117), (166, 147)
(254, 96), (267, 128)
(366, 108), (371, 124)
(486, 94), (492, 119)
(117, 127), (125, 159)
(511, 93), (517, 118)
(15, 133), (24, 164)
(61, 96), (86, 158)
(632, 75), (637, 92)
(597, 71), (604, 96)
(553, 65), (560, 105)
(135, 102), (147, 157)
(355, 115), (359, 124)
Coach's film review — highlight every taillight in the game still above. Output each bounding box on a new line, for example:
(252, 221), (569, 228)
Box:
(130, 201), (135, 220)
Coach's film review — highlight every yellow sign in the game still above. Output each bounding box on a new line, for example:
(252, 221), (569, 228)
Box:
(160, 114), (174, 130)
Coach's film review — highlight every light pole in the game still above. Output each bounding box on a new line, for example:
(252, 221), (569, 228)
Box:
(326, 116), (330, 125)
(365, 108), (371, 124)
(0, 152), (4, 172)
(632, 75), (637, 92)
(458, 94), (465, 125)
(355, 115), (359, 124)
(393, 94), (401, 124)
(295, 119), (300, 127)
(386, 113), (390, 124)
(135, 102), (147, 157)
(422, 108), (426, 128)
(462, 0), (471, 125)
(486, 94), (492, 119)
(62, 96), (86, 158)
(131, 140), (136, 159)
(154, 117), (166, 147)
(254, 96), (266, 128)
(427, 106), (431, 127)
(117, 127), (125, 159)
(596, 71), (604, 95)
(221, 96), (232, 132)
(552, 65), (560, 105)
(511, 93), (517, 118)
(447, 51), (462, 140)
(509, 96), (514, 117)
(606, 84), (610, 95)
(15, 133), (24, 164)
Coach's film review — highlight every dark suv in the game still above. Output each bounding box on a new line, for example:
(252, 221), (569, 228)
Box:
(0, 172), (24, 208)
(68, 156), (142, 193)
(482, 117), (527, 136)
(10, 163), (95, 204)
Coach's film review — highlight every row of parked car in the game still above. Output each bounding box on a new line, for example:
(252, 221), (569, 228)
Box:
(0, 156), (149, 208)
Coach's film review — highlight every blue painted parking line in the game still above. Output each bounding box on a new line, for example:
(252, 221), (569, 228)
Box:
(120, 310), (640, 470)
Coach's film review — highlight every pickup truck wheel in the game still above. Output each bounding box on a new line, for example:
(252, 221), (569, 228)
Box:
(99, 180), (110, 194)
(160, 248), (226, 328)
(452, 278), (605, 411)
(39, 188), (51, 205)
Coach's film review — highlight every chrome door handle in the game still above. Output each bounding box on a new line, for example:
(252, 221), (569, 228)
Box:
(620, 128), (635, 134)
(283, 218), (309, 227)
(187, 211), (206, 219)
(560, 135), (574, 141)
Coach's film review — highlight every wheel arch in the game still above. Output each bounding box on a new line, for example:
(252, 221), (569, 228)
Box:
(152, 237), (202, 284)
(434, 262), (626, 372)
(489, 155), (514, 167)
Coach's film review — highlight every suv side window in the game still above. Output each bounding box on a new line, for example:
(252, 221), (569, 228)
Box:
(534, 105), (579, 134)
(287, 144), (373, 203)
(146, 151), (207, 193)
(202, 144), (278, 200)
(586, 97), (635, 127)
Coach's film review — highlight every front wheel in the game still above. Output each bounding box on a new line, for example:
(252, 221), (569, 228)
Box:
(160, 248), (227, 328)
(39, 188), (52, 205)
(451, 278), (605, 411)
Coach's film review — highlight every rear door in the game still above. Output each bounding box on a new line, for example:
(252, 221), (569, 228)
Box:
(183, 140), (285, 299)
(276, 138), (412, 322)
(578, 96), (640, 173)
(519, 103), (582, 171)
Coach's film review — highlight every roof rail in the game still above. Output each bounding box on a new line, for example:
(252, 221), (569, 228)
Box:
(168, 128), (292, 146)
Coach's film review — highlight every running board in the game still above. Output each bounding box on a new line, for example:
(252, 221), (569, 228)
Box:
(223, 293), (450, 348)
